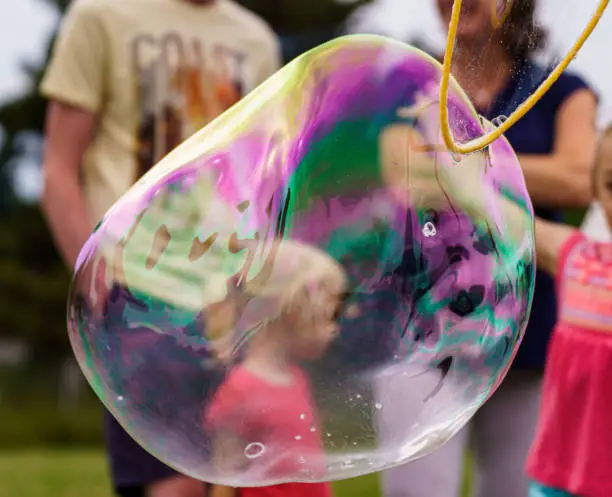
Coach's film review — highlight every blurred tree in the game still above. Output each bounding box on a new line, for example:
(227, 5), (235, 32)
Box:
(0, 204), (71, 366)
(0, 0), (71, 372)
(0, 0), (69, 211)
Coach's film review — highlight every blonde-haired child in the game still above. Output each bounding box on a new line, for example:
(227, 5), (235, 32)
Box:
(204, 239), (350, 497)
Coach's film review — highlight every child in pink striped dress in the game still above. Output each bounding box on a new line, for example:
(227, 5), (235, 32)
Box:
(525, 126), (612, 497)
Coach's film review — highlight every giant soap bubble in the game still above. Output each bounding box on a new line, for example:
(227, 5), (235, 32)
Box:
(67, 35), (535, 486)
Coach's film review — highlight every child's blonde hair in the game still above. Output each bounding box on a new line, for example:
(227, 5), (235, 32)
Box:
(205, 239), (347, 362)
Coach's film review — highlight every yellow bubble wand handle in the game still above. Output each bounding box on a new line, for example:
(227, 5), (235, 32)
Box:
(440, 0), (609, 155)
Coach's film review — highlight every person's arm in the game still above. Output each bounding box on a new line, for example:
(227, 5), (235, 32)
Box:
(39, 0), (108, 271)
(460, 190), (578, 279)
(518, 89), (598, 208)
(207, 429), (245, 497)
(533, 217), (577, 277)
(212, 429), (248, 472)
(210, 484), (238, 497)
(41, 102), (97, 270)
(205, 383), (250, 494)
(379, 120), (580, 276)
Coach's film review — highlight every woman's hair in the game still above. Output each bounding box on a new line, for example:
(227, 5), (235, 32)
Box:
(498, 0), (548, 62)
(205, 239), (347, 361)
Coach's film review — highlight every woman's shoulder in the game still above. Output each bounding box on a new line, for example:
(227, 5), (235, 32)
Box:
(526, 60), (595, 107)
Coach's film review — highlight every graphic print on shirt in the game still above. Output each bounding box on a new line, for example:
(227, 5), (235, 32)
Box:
(132, 32), (247, 180)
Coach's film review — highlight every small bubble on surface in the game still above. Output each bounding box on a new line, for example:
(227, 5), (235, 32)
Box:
(244, 443), (266, 459)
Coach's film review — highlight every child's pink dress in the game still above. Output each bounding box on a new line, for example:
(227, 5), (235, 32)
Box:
(205, 365), (332, 497)
(526, 232), (612, 497)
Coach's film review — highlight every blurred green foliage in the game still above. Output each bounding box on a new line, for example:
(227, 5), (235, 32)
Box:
(0, 1), (68, 211)
(563, 208), (587, 227)
(0, 450), (113, 497)
(0, 0), (71, 362)
(0, 403), (104, 449)
(0, 205), (71, 365)
(0, 361), (103, 449)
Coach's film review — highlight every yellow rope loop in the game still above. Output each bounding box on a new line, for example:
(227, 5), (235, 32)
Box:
(440, 0), (609, 155)
(491, 0), (513, 30)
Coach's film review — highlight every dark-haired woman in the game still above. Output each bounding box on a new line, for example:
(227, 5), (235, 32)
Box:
(377, 1), (598, 496)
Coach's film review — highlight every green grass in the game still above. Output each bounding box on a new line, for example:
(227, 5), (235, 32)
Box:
(334, 474), (381, 496)
(0, 450), (380, 497)
(0, 450), (469, 497)
(0, 450), (112, 497)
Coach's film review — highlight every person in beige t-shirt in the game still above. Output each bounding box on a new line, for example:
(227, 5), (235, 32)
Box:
(40, 1), (280, 496)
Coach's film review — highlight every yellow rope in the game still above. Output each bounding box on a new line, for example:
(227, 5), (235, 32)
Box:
(491, 0), (513, 30)
(440, 0), (609, 155)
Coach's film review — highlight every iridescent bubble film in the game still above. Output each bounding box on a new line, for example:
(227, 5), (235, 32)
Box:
(67, 35), (535, 486)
